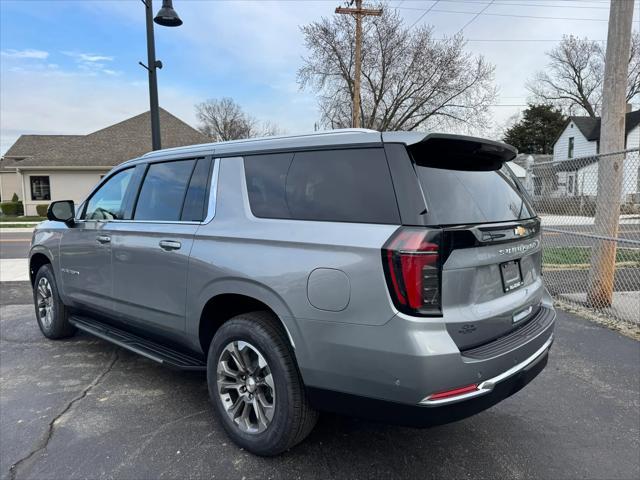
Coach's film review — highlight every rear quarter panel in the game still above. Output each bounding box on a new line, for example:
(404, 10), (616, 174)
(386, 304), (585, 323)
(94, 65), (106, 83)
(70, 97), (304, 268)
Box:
(184, 156), (399, 358)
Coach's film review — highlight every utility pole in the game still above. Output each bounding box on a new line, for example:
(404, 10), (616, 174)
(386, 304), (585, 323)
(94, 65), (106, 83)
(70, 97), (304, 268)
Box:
(586, 0), (634, 308)
(335, 0), (382, 128)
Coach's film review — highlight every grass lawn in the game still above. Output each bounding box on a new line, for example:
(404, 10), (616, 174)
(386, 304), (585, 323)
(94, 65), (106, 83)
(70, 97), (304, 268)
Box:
(0, 216), (45, 222)
(543, 246), (640, 266)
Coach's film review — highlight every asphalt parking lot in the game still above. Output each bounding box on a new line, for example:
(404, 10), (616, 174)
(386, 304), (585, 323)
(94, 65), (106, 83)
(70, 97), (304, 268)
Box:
(1, 282), (639, 480)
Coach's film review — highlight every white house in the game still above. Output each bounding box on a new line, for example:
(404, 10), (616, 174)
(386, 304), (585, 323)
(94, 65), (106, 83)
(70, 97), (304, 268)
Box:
(549, 110), (640, 201)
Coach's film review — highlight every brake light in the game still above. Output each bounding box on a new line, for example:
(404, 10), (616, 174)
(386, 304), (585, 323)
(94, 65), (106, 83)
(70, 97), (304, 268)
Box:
(382, 227), (442, 316)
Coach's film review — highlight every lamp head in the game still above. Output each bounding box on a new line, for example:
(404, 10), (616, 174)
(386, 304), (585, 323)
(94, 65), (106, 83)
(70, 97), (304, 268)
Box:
(154, 0), (182, 27)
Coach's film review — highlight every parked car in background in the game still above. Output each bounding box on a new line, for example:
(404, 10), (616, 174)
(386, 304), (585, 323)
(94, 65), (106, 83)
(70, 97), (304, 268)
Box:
(29, 129), (555, 455)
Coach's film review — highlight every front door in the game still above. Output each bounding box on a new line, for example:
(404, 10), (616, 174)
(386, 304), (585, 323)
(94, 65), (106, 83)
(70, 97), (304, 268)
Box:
(110, 157), (212, 336)
(58, 167), (136, 317)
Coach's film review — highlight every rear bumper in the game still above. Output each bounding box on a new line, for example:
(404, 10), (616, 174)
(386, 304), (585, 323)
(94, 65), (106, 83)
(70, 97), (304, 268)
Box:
(307, 335), (551, 427)
(297, 300), (555, 405)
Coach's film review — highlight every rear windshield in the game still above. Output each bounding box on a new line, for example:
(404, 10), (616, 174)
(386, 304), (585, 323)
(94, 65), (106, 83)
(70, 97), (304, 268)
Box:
(415, 164), (535, 225)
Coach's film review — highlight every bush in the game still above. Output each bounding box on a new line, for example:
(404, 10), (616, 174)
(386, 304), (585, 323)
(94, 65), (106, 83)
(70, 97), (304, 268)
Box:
(11, 193), (19, 202)
(36, 204), (49, 217)
(0, 201), (24, 216)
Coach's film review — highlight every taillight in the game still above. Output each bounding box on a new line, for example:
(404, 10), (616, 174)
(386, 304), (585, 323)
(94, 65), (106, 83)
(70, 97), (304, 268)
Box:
(382, 227), (442, 316)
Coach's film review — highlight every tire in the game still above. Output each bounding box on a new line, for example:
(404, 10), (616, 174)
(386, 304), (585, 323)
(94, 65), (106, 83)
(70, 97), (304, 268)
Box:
(207, 311), (318, 456)
(33, 264), (76, 339)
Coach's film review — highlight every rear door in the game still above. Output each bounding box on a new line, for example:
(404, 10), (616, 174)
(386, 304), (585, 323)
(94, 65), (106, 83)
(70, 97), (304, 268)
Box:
(109, 157), (213, 336)
(389, 135), (543, 350)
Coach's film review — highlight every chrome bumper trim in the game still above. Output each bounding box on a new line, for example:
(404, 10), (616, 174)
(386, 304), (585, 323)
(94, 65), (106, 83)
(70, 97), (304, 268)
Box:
(420, 335), (553, 406)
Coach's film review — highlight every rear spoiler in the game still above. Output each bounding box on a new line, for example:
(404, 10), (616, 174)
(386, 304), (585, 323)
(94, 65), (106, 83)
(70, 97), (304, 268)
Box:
(382, 132), (517, 171)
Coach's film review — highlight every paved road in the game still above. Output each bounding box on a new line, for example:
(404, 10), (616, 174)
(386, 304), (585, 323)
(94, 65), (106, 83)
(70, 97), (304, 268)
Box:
(1, 283), (639, 480)
(0, 232), (31, 259)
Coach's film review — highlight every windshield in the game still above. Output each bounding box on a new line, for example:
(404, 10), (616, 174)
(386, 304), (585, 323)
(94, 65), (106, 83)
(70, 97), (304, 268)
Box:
(415, 164), (536, 225)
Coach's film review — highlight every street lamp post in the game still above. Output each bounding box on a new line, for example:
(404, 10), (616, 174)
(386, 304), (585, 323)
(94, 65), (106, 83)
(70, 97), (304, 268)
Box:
(141, 0), (182, 151)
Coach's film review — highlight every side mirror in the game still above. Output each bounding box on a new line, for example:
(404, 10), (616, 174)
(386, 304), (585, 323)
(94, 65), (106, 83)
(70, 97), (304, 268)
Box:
(47, 200), (75, 226)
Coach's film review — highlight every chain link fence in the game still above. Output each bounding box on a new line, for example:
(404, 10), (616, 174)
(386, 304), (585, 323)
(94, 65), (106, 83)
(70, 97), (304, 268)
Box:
(519, 149), (640, 325)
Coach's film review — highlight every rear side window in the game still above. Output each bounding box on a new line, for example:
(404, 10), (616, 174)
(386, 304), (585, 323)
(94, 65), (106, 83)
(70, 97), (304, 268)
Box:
(134, 159), (196, 221)
(415, 164), (535, 225)
(244, 148), (400, 224)
(181, 158), (213, 221)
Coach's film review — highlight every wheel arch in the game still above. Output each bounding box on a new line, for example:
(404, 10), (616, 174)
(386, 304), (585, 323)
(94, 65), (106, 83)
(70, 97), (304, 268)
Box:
(29, 251), (53, 286)
(194, 280), (300, 360)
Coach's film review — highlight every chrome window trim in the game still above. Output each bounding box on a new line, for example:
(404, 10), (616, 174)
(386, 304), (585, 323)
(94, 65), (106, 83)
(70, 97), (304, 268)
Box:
(202, 157), (220, 224)
(73, 219), (201, 226)
(73, 157), (219, 226)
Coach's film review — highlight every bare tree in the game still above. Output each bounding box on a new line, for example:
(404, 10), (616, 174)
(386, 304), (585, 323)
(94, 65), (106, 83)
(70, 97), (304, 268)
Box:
(627, 32), (640, 103)
(528, 34), (640, 117)
(297, 5), (496, 131)
(195, 98), (282, 141)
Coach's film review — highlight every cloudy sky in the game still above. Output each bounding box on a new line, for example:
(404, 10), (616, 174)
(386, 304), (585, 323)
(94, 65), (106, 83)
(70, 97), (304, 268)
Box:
(1, 0), (639, 154)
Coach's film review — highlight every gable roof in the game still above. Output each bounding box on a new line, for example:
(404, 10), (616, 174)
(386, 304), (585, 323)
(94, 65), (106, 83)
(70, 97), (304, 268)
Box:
(1, 108), (207, 169)
(564, 109), (640, 142)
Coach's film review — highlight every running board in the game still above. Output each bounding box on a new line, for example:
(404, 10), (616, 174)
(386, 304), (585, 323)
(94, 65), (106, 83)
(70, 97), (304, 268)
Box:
(69, 315), (206, 371)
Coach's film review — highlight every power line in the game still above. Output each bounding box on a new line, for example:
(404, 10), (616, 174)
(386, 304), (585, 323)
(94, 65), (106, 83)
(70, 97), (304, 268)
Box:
(425, 0), (610, 9)
(408, 0), (441, 30)
(459, 38), (606, 42)
(457, 0), (494, 34)
(398, 7), (609, 22)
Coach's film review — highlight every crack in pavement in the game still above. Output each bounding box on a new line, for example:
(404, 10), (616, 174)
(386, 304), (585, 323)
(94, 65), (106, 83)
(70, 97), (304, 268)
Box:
(6, 348), (119, 480)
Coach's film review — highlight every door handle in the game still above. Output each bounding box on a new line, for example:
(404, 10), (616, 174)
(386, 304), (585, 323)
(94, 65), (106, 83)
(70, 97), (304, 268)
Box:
(159, 240), (181, 251)
(96, 235), (111, 244)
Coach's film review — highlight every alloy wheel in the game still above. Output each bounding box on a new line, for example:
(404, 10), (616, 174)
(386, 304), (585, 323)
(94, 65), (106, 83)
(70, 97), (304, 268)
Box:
(36, 277), (54, 329)
(217, 340), (276, 434)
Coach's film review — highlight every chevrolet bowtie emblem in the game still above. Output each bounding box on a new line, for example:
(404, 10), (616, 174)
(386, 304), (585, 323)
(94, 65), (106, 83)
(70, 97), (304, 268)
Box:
(514, 226), (528, 237)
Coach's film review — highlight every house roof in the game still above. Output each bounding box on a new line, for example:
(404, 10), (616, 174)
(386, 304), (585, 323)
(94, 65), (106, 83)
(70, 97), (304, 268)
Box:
(1, 108), (207, 169)
(565, 109), (640, 142)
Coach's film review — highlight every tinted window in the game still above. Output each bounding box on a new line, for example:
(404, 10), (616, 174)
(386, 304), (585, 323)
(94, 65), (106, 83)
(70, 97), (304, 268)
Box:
(84, 168), (133, 220)
(181, 158), (212, 221)
(244, 149), (400, 224)
(415, 165), (535, 225)
(245, 153), (293, 218)
(134, 160), (196, 221)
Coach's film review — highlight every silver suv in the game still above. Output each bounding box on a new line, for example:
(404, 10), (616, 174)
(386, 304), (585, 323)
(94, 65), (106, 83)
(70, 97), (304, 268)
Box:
(30, 130), (555, 455)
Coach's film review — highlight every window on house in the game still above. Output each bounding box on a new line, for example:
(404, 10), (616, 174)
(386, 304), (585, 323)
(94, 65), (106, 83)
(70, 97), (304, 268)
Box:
(568, 137), (575, 158)
(30, 176), (51, 201)
(567, 173), (575, 195)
